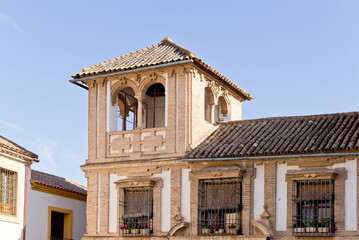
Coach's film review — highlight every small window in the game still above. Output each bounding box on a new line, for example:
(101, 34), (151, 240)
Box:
(119, 187), (153, 237)
(0, 168), (17, 215)
(198, 177), (241, 236)
(292, 179), (334, 236)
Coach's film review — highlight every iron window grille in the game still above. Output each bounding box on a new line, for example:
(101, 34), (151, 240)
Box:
(0, 167), (17, 215)
(198, 177), (242, 236)
(119, 186), (153, 237)
(292, 179), (334, 237)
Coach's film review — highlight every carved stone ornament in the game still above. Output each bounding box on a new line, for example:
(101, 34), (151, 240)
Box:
(173, 207), (184, 223)
(260, 204), (270, 220)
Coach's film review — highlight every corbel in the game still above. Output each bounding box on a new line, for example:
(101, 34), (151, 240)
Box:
(86, 79), (96, 88)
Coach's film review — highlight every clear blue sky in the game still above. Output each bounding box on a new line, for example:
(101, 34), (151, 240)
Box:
(1, 1), (358, 185)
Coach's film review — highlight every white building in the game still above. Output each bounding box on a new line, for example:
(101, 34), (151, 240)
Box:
(0, 135), (87, 240)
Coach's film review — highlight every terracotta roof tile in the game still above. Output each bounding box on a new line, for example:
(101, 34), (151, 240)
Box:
(0, 135), (38, 159)
(31, 170), (87, 195)
(72, 37), (252, 100)
(187, 111), (359, 159)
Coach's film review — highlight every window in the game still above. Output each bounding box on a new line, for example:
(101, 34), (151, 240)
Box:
(47, 206), (73, 240)
(198, 177), (241, 236)
(292, 179), (334, 236)
(119, 187), (153, 237)
(0, 167), (17, 215)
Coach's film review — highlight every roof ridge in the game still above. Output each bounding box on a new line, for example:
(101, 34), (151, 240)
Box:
(161, 36), (196, 58)
(220, 111), (359, 125)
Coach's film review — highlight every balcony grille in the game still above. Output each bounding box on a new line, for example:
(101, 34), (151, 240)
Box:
(0, 168), (17, 215)
(292, 179), (334, 236)
(119, 186), (153, 237)
(198, 177), (242, 236)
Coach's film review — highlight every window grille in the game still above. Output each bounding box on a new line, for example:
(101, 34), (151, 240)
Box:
(292, 179), (334, 236)
(198, 177), (241, 236)
(119, 186), (153, 237)
(0, 167), (17, 215)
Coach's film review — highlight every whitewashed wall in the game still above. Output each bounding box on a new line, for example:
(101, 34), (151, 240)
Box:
(275, 163), (298, 231)
(181, 168), (191, 221)
(0, 155), (26, 240)
(332, 158), (357, 231)
(26, 170), (86, 240)
(253, 163), (264, 220)
(153, 169), (171, 232)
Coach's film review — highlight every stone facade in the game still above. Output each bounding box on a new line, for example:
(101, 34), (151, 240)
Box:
(73, 39), (359, 240)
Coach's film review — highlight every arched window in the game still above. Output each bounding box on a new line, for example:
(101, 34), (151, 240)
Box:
(118, 87), (137, 131)
(218, 96), (229, 121)
(143, 83), (165, 128)
(204, 87), (215, 123)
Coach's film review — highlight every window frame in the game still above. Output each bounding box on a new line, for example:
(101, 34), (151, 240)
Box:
(190, 165), (245, 236)
(115, 177), (162, 237)
(286, 169), (337, 237)
(119, 186), (154, 237)
(0, 167), (17, 216)
(197, 177), (242, 236)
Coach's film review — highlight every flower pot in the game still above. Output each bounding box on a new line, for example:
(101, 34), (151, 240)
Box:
(318, 227), (330, 233)
(131, 228), (140, 234)
(294, 227), (305, 233)
(218, 229), (224, 234)
(226, 228), (236, 235)
(202, 228), (211, 234)
(306, 227), (316, 233)
(121, 229), (130, 235)
(140, 228), (149, 235)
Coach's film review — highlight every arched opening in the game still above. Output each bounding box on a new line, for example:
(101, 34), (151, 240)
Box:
(117, 87), (138, 131)
(142, 83), (165, 128)
(204, 87), (215, 123)
(218, 96), (229, 121)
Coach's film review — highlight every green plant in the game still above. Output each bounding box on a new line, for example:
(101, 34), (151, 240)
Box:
(119, 224), (130, 229)
(140, 223), (151, 229)
(130, 222), (139, 229)
(318, 217), (331, 228)
(306, 220), (317, 227)
(203, 225), (211, 229)
(227, 224), (236, 229)
(293, 221), (305, 228)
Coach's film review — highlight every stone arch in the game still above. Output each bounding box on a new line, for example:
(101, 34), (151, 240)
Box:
(252, 220), (273, 237)
(218, 95), (229, 116)
(111, 79), (139, 105)
(204, 87), (216, 106)
(138, 74), (166, 98)
(168, 222), (189, 237)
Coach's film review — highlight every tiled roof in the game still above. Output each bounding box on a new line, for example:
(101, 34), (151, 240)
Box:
(31, 170), (87, 195)
(0, 135), (38, 159)
(187, 111), (359, 159)
(72, 37), (253, 100)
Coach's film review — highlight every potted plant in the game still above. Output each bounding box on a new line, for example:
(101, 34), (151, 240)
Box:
(226, 224), (236, 235)
(306, 220), (317, 233)
(218, 225), (224, 234)
(292, 222), (305, 233)
(318, 218), (330, 233)
(140, 223), (151, 235)
(119, 224), (130, 235)
(213, 224), (224, 234)
(202, 225), (211, 234)
(130, 222), (139, 234)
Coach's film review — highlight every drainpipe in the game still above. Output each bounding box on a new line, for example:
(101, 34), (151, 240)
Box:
(23, 166), (28, 240)
(183, 152), (359, 162)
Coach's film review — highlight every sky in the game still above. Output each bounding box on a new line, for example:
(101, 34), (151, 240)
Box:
(0, 1), (358, 186)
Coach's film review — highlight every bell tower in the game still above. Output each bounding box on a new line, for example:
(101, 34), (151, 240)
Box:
(70, 37), (252, 238)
